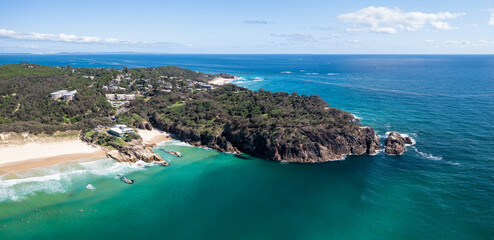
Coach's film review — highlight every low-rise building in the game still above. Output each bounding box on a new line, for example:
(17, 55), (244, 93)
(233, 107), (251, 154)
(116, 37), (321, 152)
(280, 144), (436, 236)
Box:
(63, 90), (77, 101)
(198, 84), (213, 89)
(50, 90), (68, 100)
(116, 94), (126, 100)
(105, 94), (115, 100)
(108, 124), (135, 137)
(125, 94), (136, 101)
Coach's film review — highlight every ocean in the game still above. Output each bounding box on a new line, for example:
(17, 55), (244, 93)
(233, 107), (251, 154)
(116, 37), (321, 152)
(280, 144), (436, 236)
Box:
(0, 54), (493, 239)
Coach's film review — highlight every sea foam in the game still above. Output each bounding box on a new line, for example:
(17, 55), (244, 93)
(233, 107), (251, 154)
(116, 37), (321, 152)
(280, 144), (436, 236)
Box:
(0, 158), (146, 202)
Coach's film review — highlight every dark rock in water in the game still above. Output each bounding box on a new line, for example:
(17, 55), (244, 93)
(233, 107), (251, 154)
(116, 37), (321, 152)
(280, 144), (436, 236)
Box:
(385, 132), (408, 155)
(404, 137), (413, 145)
(234, 154), (250, 160)
(156, 161), (169, 167)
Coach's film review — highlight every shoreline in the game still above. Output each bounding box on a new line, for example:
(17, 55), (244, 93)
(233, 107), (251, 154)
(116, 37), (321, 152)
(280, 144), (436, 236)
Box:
(0, 150), (106, 173)
(0, 129), (173, 173)
(209, 76), (242, 85)
(0, 132), (106, 173)
(138, 128), (173, 145)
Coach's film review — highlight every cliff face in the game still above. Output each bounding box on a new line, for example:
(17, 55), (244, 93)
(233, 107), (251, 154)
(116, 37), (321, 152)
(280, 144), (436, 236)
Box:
(154, 119), (380, 163)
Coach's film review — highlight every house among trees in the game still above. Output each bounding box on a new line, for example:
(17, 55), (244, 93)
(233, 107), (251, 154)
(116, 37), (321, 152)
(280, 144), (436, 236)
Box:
(50, 90), (68, 99)
(63, 90), (77, 101)
(105, 94), (116, 100)
(50, 90), (78, 101)
(108, 124), (135, 137)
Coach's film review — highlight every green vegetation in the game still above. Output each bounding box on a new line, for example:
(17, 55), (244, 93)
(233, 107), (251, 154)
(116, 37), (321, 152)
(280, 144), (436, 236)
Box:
(0, 63), (368, 162)
(0, 63), (228, 134)
(0, 63), (113, 134)
(123, 84), (357, 142)
(84, 129), (140, 149)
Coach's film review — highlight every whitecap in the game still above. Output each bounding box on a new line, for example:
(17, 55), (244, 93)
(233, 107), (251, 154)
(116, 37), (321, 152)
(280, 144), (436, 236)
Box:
(85, 184), (95, 191)
(327, 73), (340, 76)
(253, 77), (264, 82)
(164, 139), (194, 147)
(351, 113), (362, 120)
(281, 71), (292, 74)
(410, 146), (443, 161)
(305, 73), (319, 75)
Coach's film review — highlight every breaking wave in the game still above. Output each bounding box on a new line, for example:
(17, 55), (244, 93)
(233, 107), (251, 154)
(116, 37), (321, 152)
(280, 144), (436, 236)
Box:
(0, 158), (147, 202)
(410, 146), (443, 161)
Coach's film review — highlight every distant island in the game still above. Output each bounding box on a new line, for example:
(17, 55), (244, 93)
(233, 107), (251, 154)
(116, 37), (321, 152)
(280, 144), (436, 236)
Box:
(0, 63), (398, 166)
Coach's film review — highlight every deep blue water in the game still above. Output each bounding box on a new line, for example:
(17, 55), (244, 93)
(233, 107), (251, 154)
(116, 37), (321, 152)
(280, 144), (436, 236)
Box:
(0, 54), (493, 239)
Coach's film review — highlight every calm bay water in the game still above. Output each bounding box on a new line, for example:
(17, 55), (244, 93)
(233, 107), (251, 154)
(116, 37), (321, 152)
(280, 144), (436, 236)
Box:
(0, 54), (493, 239)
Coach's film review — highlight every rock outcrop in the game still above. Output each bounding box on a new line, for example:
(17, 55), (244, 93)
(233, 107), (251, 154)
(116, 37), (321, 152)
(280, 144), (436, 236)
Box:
(135, 121), (153, 130)
(385, 132), (412, 155)
(104, 140), (168, 165)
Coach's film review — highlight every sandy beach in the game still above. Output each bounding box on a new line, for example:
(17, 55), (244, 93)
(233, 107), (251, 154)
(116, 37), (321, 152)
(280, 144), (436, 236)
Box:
(0, 132), (106, 172)
(209, 76), (241, 85)
(138, 129), (172, 145)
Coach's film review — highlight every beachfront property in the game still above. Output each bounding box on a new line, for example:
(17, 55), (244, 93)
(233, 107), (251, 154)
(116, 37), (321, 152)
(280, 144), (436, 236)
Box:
(108, 124), (135, 137)
(50, 90), (77, 100)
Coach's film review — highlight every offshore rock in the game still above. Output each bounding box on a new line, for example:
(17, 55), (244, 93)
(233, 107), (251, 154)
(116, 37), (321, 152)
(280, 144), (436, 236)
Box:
(385, 132), (408, 155)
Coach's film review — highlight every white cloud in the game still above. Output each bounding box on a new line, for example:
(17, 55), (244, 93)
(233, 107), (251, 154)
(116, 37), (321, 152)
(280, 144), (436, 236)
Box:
(338, 6), (464, 34)
(0, 29), (147, 45)
(441, 40), (494, 47)
(430, 22), (453, 30)
(347, 39), (363, 44)
(271, 33), (318, 43)
(489, 13), (494, 25)
(444, 40), (471, 46)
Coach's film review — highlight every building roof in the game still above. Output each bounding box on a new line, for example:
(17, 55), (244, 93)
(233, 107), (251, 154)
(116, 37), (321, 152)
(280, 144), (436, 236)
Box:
(50, 90), (68, 95)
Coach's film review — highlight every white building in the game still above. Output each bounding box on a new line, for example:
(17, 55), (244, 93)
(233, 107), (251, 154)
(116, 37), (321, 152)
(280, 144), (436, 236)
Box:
(105, 94), (116, 100)
(63, 90), (77, 101)
(50, 90), (68, 100)
(116, 94), (126, 100)
(108, 124), (135, 137)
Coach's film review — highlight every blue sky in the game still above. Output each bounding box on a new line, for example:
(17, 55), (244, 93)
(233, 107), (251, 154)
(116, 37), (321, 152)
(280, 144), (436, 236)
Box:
(1, 0), (494, 54)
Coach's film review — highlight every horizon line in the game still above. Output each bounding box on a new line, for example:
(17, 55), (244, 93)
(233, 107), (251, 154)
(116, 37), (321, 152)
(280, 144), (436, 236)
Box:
(1, 52), (494, 56)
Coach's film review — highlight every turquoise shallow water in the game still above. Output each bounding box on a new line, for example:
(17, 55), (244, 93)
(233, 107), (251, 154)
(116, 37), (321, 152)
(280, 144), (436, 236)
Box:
(0, 55), (493, 239)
